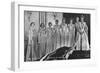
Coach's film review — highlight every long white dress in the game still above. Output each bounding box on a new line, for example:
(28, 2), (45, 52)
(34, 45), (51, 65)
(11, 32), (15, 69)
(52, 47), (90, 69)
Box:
(32, 27), (38, 60)
(46, 27), (53, 54)
(60, 23), (66, 47)
(26, 27), (33, 61)
(38, 28), (47, 58)
(64, 24), (69, 47)
(67, 23), (75, 47)
(81, 22), (90, 50)
(53, 24), (61, 49)
(52, 28), (57, 50)
(75, 22), (89, 50)
(26, 26), (38, 61)
(75, 22), (81, 50)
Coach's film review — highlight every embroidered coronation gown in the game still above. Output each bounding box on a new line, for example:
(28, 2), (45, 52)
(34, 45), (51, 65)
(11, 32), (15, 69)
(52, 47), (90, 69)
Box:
(75, 22), (89, 50)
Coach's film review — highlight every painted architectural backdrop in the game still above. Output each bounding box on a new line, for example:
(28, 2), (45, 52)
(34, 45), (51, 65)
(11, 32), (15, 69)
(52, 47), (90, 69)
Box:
(24, 11), (63, 38)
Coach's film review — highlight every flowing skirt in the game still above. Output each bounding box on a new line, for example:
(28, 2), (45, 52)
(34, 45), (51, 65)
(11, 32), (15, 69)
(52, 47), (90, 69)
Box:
(60, 32), (65, 47)
(56, 32), (61, 49)
(76, 32), (90, 50)
(65, 32), (69, 47)
(46, 37), (53, 54)
(26, 36), (38, 61)
(39, 37), (47, 58)
(67, 31), (75, 47)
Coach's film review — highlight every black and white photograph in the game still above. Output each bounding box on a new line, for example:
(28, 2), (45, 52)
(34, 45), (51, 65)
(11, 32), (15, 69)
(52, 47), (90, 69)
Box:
(10, 2), (98, 71)
(24, 11), (90, 62)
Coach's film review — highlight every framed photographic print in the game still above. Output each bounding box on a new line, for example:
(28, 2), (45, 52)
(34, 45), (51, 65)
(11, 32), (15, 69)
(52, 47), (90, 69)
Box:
(11, 2), (96, 71)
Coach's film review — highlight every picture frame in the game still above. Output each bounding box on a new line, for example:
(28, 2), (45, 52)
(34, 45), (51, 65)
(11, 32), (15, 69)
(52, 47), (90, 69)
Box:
(11, 2), (97, 71)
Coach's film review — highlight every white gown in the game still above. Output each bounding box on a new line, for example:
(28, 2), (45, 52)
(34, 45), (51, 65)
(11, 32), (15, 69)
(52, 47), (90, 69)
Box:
(46, 27), (53, 54)
(75, 22), (90, 50)
(26, 27), (38, 61)
(38, 28), (47, 58)
(53, 24), (61, 49)
(64, 24), (69, 47)
(60, 23), (66, 47)
(81, 22), (90, 50)
(68, 24), (75, 47)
